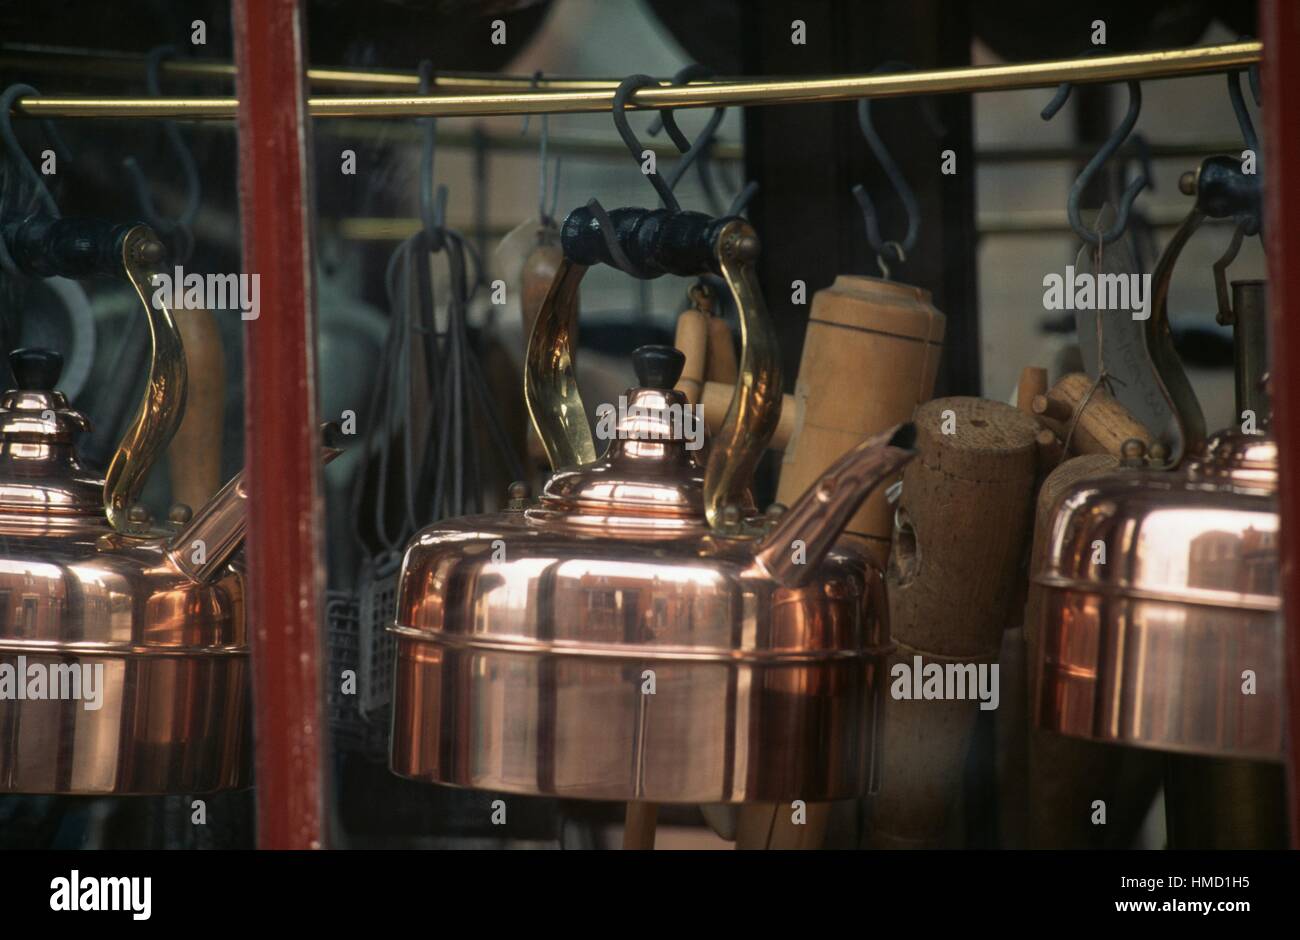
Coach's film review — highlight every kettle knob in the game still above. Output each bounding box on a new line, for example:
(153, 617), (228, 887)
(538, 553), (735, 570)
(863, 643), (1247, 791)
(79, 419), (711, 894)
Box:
(633, 345), (685, 390)
(9, 348), (63, 391)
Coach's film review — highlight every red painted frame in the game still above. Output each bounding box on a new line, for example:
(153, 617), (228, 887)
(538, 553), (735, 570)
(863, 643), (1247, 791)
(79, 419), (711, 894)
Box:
(233, 0), (328, 849)
(1260, 0), (1300, 847)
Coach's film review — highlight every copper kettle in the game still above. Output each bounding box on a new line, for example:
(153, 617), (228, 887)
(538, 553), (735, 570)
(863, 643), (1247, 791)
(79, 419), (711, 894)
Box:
(1033, 159), (1283, 763)
(0, 220), (259, 794)
(389, 206), (916, 803)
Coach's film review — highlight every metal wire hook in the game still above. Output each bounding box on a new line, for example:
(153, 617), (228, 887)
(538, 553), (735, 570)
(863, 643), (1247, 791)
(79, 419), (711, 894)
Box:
(584, 197), (638, 276)
(0, 83), (71, 220)
(727, 180), (759, 217)
(611, 74), (680, 212)
(1041, 79), (1147, 246)
(649, 64), (757, 217)
(852, 62), (943, 273)
(122, 46), (201, 262)
(647, 64), (725, 188)
(1227, 70), (1259, 160)
(520, 72), (562, 225)
(417, 60), (448, 252)
(1, 83), (75, 278)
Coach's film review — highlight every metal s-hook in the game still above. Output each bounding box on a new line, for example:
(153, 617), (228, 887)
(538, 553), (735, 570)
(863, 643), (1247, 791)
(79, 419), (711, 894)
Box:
(1227, 71), (1259, 157)
(1226, 57), (1263, 240)
(611, 74), (681, 212)
(587, 73), (757, 278)
(122, 46), (201, 262)
(0, 83), (74, 276)
(649, 64), (757, 218)
(1228, 33), (1262, 160)
(417, 60), (449, 252)
(0, 84), (68, 218)
(1041, 79), (1147, 246)
(851, 62), (943, 277)
(580, 75), (682, 279)
(648, 65), (725, 193)
(520, 72), (562, 226)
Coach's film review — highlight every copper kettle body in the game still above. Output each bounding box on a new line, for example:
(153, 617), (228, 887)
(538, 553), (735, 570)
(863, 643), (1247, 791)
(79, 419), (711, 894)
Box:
(1033, 165), (1283, 763)
(0, 221), (259, 795)
(389, 206), (915, 803)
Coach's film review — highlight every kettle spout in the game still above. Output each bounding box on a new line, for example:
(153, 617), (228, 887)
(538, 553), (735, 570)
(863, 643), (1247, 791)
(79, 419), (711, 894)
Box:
(168, 423), (344, 584)
(752, 423), (916, 588)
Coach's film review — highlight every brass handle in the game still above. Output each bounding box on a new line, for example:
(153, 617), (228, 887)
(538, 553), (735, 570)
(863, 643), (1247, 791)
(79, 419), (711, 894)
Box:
(1147, 155), (1259, 466)
(107, 225), (187, 532)
(523, 207), (782, 530)
(705, 219), (781, 528)
(1147, 207), (1206, 468)
(523, 257), (597, 469)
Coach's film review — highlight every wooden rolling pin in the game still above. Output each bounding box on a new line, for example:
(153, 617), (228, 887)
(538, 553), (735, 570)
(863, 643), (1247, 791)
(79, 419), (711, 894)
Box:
(1031, 372), (1152, 458)
(705, 314), (738, 385)
(867, 397), (1040, 849)
(702, 380), (796, 450)
(1016, 366), (1048, 414)
(775, 275), (945, 566)
(673, 302), (709, 405)
(703, 277), (944, 557)
(734, 275), (945, 851)
(1023, 454), (1163, 848)
(996, 364), (1054, 848)
(168, 308), (225, 510)
(675, 282), (737, 405)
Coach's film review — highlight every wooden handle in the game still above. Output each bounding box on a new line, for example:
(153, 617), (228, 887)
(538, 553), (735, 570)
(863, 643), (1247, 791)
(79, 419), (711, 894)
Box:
(1031, 393), (1073, 424)
(734, 802), (832, 850)
(1034, 427), (1063, 469)
(168, 308), (225, 510)
(775, 275), (945, 561)
(702, 380), (795, 451)
(705, 316), (738, 385)
(673, 307), (709, 404)
(1016, 366), (1048, 414)
(622, 801), (657, 850)
(1033, 373), (1152, 458)
(870, 397), (1040, 849)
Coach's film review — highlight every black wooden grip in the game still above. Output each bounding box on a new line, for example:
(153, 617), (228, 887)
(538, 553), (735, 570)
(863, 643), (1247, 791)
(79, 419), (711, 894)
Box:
(561, 206), (733, 279)
(1195, 155), (1261, 232)
(1, 217), (145, 280)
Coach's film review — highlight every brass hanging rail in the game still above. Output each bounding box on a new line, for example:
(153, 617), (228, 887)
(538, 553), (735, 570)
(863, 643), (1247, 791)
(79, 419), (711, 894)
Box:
(8, 41), (1260, 120)
(0, 43), (641, 91)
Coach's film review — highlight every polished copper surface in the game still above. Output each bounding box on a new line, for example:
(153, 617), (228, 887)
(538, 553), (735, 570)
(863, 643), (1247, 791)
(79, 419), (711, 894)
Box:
(1034, 428), (1283, 760)
(531, 386), (709, 529)
(394, 203), (915, 803)
(0, 538), (248, 794)
(392, 384), (912, 801)
(0, 351), (249, 794)
(390, 512), (888, 802)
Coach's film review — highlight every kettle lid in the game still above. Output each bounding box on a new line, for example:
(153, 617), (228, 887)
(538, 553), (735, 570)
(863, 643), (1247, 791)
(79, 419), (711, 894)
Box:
(0, 347), (104, 529)
(1187, 425), (1277, 491)
(531, 345), (712, 530)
